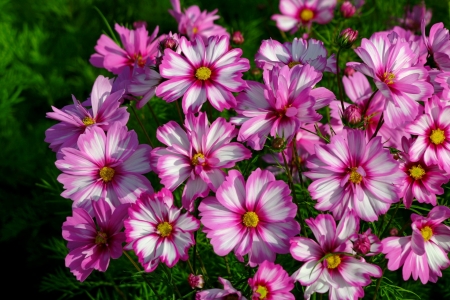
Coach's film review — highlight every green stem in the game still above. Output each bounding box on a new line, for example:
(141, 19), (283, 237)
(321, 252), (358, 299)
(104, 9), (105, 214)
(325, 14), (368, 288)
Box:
(130, 105), (154, 148)
(372, 267), (386, 300)
(370, 113), (384, 141)
(146, 102), (160, 127)
(379, 202), (400, 238)
(336, 48), (345, 111)
(224, 256), (231, 277)
(175, 99), (184, 124)
(161, 265), (182, 299)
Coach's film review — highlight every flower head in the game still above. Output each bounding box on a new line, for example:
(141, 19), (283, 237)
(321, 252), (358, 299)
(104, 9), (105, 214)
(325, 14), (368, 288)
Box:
(232, 31), (245, 45)
(338, 28), (358, 48)
(188, 274), (205, 289)
(350, 228), (382, 256)
(196, 277), (247, 300)
(341, 1), (356, 18)
(248, 261), (295, 299)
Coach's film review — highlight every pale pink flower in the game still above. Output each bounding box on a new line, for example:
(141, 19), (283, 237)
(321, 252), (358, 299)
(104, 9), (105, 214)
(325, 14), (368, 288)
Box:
(199, 169), (300, 267)
(45, 76), (129, 156)
(56, 122), (153, 211)
(90, 24), (161, 74)
(156, 35), (249, 113)
(62, 199), (129, 281)
(382, 206), (450, 284)
(128, 62), (163, 109)
(255, 38), (336, 73)
(169, 0), (229, 43)
(248, 260), (295, 299)
(151, 112), (251, 211)
(398, 137), (448, 208)
(422, 20), (450, 71)
(232, 64), (334, 150)
(403, 3), (432, 32)
(272, 0), (337, 33)
(350, 228), (382, 256)
(124, 188), (200, 272)
(196, 277), (247, 300)
(305, 129), (403, 221)
(290, 213), (382, 300)
(348, 32), (433, 128)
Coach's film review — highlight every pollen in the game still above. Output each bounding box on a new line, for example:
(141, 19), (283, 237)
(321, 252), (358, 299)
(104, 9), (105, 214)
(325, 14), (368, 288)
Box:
(421, 226), (433, 241)
(157, 222), (173, 237)
(288, 61), (301, 69)
(409, 164), (426, 180)
(256, 285), (268, 299)
(192, 153), (205, 166)
(430, 128), (446, 145)
(326, 254), (341, 269)
(132, 53), (146, 68)
(242, 211), (259, 228)
(99, 167), (115, 183)
(382, 72), (395, 84)
(349, 167), (363, 184)
(82, 116), (95, 126)
(195, 67), (211, 80)
(300, 8), (314, 22)
(193, 27), (198, 34)
(95, 231), (108, 245)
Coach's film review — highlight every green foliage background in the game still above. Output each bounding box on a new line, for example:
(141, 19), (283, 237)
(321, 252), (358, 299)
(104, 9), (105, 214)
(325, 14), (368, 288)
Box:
(0, 0), (449, 298)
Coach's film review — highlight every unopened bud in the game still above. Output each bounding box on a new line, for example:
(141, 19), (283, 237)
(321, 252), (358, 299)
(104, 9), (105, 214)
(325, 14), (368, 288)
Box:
(160, 37), (179, 52)
(271, 137), (285, 150)
(341, 1), (356, 18)
(338, 28), (358, 48)
(353, 235), (371, 255)
(390, 228), (399, 236)
(232, 31), (245, 45)
(343, 104), (362, 125)
(302, 33), (309, 40)
(250, 68), (261, 77)
(188, 274), (204, 289)
(344, 66), (355, 77)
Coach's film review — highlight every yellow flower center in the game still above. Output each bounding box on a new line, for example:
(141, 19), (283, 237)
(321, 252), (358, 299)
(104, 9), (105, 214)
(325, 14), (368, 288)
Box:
(349, 167), (363, 184)
(82, 116), (95, 126)
(193, 27), (198, 34)
(95, 231), (108, 245)
(421, 226), (433, 241)
(382, 72), (395, 84)
(288, 61), (301, 69)
(157, 222), (173, 237)
(430, 128), (446, 145)
(256, 285), (268, 299)
(242, 211), (259, 228)
(326, 254), (341, 269)
(99, 167), (115, 183)
(409, 164), (426, 180)
(192, 153), (205, 166)
(195, 67), (212, 80)
(300, 9), (314, 22)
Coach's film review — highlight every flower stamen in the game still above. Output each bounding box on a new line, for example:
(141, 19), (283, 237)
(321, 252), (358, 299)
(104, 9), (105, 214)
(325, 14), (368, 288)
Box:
(421, 226), (433, 241)
(99, 167), (115, 183)
(288, 61), (301, 69)
(95, 231), (108, 245)
(430, 128), (445, 145)
(409, 164), (426, 180)
(382, 72), (395, 84)
(195, 67), (212, 80)
(349, 167), (363, 184)
(300, 9), (314, 22)
(242, 212), (259, 228)
(82, 116), (95, 126)
(256, 285), (268, 299)
(192, 153), (206, 166)
(157, 222), (173, 237)
(326, 254), (341, 269)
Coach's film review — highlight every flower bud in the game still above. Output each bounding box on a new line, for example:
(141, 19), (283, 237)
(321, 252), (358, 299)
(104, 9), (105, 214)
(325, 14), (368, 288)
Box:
(232, 31), (245, 45)
(344, 66), (355, 77)
(350, 229), (382, 256)
(353, 235), (371, 255)
(160, 37), (179, 52)
(133, 21), (147, 29)
(250, 68), (261, 77)
(338, 28), (358, 49)
(341, 1), (356, 18)
(271, 137), (285, 150)
(188, 274), (204, 289)
(302, 33), (309, 40)
(343, 104), (362, 125)
(390, 228), (399, 236)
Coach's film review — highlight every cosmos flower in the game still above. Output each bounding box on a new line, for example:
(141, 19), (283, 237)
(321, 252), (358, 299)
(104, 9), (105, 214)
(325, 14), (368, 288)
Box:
(248, 261), (295, 299)
(196, 277), (247, 300)
(382, 206), (450, 284)
(124, 188), (200, 272)
(62, 198), (129, 281)
(156, 35), (249, 113)
(199, 169), (300, 267)
(350, 228), (382, 256)
(128, 62), (163, 109)
(56, 122), (153, 211)
(402, 3), (432, 32)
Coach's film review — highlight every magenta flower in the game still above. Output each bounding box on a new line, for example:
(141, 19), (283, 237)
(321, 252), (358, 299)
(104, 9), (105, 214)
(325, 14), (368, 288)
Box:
(405, 98), (450, 173)
(350, 228), (382, 256)
(272, 0), (337, 33)
(62, 198), (129, 281)
(255, 38), (336, 73)
(45, 75), (129, 156)
(248, 260), (295, 299)
(232, 64), (334, 150)
(56, 122), (153, 211)
(196, 277), (247, 300)
(403, 3), (432, 31)
(290, 213), (382, 300)
(151, 112), (251, 210)
(128, 63), (163, 109)
(199, 169), (300, 267)
(156, 35), (250, 113)
(90, 24), (161, 74)
(422, 21), (450, 71)
(348, 32), (433, 128)
(341, 1), (356, 18)
(305, 129), (403, 221)
(382, 206), (450, 284)
(124, 188), (200, 272)
(188, 274), (205, 289)
(169, 0), (228, 43)
(398, 137), (448, 208)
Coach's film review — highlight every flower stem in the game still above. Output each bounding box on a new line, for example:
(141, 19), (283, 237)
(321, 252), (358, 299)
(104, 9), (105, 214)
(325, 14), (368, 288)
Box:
(123, 250), (162, 300)
(175, 99), (184, 124)
(379, 202), (400, 238)
(146, 102), (160, 127)
(224, 256), (231, 277)
(370, 112), (384, 141)
(130, 105), (154, 148)
(372, 267), (386, 300)
(161, 265), (183, 299)
(336, 48), (345, 111)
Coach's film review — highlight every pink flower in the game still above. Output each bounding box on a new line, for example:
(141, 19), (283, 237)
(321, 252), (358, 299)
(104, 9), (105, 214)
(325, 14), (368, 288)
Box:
(405, 98), (450, 173)
(403, 3), (432, 32)
(232, 64), (334, 150)
(398, 137), (448, 208)
(156, 35), (250, 113)
(188, 274), (205, 289)
(422, 21), (450, 71)
(151, 112), (251, 210)
(199, 169), (300, 267)
(343, 104), (362, 125)
(90, 24), (161, 74)
(56, 122), (153, 211)
(62, 198), (129, 281)
(196, 277), (247, 300)
(382, 206), (450, 284)
(124, 188), (200, 272)
(350, 228), (382, 256)
(45, 76), (129, 156)
(255, 38), (336, 73)
(248, 261), (295, 299)
(348, 32), (433, 128)
(305, 129), (403, 221)
(290, 213), (382, 300)
(341, 1), (356, 18)
(169, 0), (229, 43)
(272, 0), (337, 33)
(127, 63), (163, 109)
(232, 31), (245, 45)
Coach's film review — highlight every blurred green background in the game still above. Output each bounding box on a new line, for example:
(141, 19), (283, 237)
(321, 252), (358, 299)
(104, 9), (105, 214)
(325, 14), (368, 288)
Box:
(1, 0), (449, 298)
